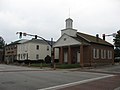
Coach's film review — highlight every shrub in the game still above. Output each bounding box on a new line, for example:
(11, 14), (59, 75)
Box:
(56, 64), (81, 69)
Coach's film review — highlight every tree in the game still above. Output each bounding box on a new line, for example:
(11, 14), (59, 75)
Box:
(0, 36), (5, 49)
(114, 30), (120, 48)
(114, 30), (120, 57)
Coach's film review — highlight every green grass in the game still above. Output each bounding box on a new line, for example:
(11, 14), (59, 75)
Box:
(30, 63), (81, 69)
(56, 64), (81, 69)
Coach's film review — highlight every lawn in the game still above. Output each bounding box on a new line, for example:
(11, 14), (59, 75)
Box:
(30, 63), (81, 69)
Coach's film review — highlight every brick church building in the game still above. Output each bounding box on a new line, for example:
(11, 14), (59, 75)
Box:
(53, 18), (114, 66)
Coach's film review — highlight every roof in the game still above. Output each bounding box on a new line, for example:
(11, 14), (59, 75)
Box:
(6, 39), (28, 46)
(23, 38), (54, 46)
(65, 18), (73, 22)
(18, 39), (29, 43)
(76, 32), (113, 46)
(6, 38), (54, 47)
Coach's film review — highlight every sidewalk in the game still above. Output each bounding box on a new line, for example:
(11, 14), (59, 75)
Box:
(0, 64), (52, 72)
(59, 75), (120, 90)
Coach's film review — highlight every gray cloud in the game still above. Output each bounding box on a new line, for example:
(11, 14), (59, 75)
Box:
(0, 0), (120, 44)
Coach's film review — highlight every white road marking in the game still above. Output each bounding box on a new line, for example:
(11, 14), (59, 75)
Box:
(38, 75), (114, 90)
(114, 87), (120, 90)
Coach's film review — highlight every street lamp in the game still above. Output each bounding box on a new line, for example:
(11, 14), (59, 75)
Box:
(16, 32), (55, 70)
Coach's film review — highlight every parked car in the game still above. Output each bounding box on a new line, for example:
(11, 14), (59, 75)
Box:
(114, 57), (120, 62)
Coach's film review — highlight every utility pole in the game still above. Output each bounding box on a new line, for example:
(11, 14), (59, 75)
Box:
(16, 32), (55, 70)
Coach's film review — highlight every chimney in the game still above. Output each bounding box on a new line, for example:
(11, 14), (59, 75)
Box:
(102, 34), (105, 40)
(96, 34), (99, 42)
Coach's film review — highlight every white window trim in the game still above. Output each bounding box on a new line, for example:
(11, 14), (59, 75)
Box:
(101, 49), (104, 59)
(93, 48), (96, 59)
(109, 51), (112, 59)
(107, 50), (110, 59)
(107, 50), (112, 59)
(103, 50), (106, 59)
(93, 48), (99, 59)
(96, 49), (99, 59)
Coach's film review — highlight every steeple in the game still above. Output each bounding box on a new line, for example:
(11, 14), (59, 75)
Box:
(66, 18), (73, 29)
(61, 18), (77, 37)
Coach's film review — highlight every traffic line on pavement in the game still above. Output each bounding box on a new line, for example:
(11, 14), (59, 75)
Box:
(114, 87), (120, 90)
(38, 75), (114, 90)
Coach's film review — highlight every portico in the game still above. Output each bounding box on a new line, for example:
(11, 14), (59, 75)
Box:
(54, 44), (84, 66)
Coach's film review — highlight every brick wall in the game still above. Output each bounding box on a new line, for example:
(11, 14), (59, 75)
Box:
(90, 43), (114, 66)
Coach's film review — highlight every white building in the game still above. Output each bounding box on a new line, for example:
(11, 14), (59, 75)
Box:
(17, 38), (51, 61)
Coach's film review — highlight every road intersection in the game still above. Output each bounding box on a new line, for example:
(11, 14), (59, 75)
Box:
(0, 64), (119, 90)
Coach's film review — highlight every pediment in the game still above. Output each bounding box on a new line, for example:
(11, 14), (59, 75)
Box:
(54, 34), (81, 47)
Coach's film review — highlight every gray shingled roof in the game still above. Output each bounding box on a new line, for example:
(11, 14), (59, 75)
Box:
(76, 32), (113, 46)
(7, 39), (54, 46)
(6, 39), (28, 46)
(24, 38), (54, 46)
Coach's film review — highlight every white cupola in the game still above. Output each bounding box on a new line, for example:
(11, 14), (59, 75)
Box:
(66, 18), (73, 29)
(61, 18), (77, 37)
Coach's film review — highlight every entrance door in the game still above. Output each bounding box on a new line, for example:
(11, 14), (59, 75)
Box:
(77, 51), (80, 63)
(64, 51), (68, 63)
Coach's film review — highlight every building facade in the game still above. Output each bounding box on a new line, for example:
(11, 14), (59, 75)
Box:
(17, 39), (51, 62)
(4, 42), (18, 63)
(54, 18), (114, 66)
(4, 39), (51, 63)
(0, 49), (3, 62)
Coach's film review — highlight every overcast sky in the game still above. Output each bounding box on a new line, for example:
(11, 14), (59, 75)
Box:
(0, 0), (120, 44)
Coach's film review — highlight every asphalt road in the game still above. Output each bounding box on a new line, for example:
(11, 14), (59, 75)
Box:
(59, 64), (120, 90)
(0, 64), (114, 90)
